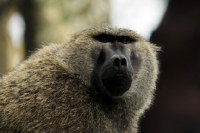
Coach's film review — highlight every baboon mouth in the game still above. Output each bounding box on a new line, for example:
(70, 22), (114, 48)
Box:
(101, 76), (132, 97)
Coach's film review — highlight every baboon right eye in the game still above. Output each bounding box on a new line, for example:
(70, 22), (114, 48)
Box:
(101, 37), (108, 43)
(94, 34), (113, 43)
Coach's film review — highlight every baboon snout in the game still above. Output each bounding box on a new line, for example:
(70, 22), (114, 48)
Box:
(112, 55), (128, 69)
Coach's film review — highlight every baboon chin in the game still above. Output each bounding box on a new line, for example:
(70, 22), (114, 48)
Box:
(0, 26), (159, 133)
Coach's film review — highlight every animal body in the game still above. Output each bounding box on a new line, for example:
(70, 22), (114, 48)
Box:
(0, 26), (159, 133)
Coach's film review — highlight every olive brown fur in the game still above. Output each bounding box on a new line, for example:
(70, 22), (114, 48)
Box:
(0, 26), (159, 133)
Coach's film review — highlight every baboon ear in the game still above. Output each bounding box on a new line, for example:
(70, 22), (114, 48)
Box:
(151, 44), (161, 52)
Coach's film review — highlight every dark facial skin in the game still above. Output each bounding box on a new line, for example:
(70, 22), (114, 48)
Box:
(92, 34), (135, 97)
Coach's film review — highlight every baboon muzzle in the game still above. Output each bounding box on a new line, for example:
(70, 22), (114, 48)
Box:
(101, 53), (133, 97)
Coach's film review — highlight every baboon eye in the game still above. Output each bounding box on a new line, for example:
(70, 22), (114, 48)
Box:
(94, 34), (113, 43)
(121, 38), (127, 43)
(94, 34), (135, 44)
(101, 37), (108, 43)
(119, 37), (136, 44)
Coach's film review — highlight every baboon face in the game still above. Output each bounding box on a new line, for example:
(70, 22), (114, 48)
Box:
(93, 34), (135, 97)
(69, 26), (155, 98)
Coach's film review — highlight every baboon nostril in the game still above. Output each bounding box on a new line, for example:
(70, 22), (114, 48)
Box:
(112, 57), (127, 67)
(113, 58), (120, 67)
(121, 58), (127, 66)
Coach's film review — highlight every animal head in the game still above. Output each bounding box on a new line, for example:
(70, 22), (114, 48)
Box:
(63, 26), (159, 107)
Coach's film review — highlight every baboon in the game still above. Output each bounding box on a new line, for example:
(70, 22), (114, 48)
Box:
(0, 26), (159, 133)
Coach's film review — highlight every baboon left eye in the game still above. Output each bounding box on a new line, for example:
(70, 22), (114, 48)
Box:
(119, 37), (135, 44)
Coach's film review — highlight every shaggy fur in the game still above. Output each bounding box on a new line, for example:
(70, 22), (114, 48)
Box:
(0, 26), (159, 133)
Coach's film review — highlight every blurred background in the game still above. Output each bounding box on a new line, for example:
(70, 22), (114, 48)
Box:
(0, 0), (200, 132)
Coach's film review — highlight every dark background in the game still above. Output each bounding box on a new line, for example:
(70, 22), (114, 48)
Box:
(140, 0), (200, 133)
